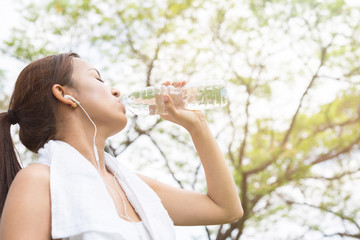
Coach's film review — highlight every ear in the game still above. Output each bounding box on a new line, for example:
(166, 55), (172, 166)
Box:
(52, 84), (77, 108)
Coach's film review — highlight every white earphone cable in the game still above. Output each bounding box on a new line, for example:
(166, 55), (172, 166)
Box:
(77, 104), (100, 173)
(77, 102), (137, 224)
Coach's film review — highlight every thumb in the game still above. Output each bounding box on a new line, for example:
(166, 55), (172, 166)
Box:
(162, 95), (177, 116)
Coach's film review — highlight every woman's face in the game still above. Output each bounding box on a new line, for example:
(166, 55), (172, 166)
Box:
(70, 58), (127, 136)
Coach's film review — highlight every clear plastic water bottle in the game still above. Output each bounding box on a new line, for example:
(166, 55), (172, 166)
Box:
(121, 82), (228, 115)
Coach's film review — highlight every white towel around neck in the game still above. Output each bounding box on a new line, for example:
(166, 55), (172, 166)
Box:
(35, 140), (176, 240)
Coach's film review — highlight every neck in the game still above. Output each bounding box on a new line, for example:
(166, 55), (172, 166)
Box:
(55, 117), (109, 176)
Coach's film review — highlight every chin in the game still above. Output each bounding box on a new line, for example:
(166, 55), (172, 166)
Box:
(104, 114), (127, 135)
(116, 116), (128, 131)
(109, 124), (127, 137)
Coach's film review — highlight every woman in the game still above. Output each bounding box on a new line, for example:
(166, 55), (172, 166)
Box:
(0, 53), (243, 240)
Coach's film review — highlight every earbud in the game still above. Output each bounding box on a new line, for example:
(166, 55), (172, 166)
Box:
(64, 95), (80, 106)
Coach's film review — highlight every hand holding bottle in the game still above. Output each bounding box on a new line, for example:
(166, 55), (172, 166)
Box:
(159, 81), (207, 132)
(148, 81), (188, 115)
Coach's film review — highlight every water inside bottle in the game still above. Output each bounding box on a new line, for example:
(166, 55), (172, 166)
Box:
(123, 83), (227, 115)
(186, 84), (227, 110)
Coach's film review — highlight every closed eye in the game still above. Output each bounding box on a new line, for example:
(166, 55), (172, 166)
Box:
(96, 78), (104, 83)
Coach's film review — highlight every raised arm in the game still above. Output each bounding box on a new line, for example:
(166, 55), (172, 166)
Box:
(139, 81), (243, 226)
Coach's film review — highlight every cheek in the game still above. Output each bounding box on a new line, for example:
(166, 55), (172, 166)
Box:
(88, 85), (107, 99)
(76, 84), (124, 124)
(78, 84), (109, 106)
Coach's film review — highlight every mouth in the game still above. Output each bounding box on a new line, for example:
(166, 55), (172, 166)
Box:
(118, 99), (127, 113)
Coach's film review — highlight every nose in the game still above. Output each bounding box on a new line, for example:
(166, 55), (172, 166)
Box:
(111, 88), (120, 98)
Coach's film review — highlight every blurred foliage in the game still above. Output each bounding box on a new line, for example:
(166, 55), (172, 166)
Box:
(1, 0), (360, 239)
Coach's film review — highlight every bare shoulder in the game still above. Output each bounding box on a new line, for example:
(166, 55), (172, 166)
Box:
(9, 163), (51, 196)
(16, 163), (50, 182)
(0, 163), (51, 240)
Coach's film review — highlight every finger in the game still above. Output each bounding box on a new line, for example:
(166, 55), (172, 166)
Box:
(162, 81), (171, 86)
(181, 80), (186, 87)
(162, 94), (178, 116)
(172, 81), (183, 88)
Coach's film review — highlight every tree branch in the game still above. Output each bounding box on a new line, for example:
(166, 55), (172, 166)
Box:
(308, 168), (360, 181)
(117, 10), (150, 64)
(204, 226), (213, 240)
(281, 45), (328, 148)
(325, 232), (360, 239)
(146, 133), (185, 188)
(191, 161), (202, 190)
(311, 132), (360, 165)
(146, 42), (160, 86)
(285, 199), (360, 230)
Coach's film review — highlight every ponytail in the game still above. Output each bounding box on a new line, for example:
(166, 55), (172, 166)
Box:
(0, 52), (79, 217)
(0, 112), (22, 217)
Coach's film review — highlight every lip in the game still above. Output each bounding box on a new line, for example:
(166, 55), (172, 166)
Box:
(118, 99), (126, 113)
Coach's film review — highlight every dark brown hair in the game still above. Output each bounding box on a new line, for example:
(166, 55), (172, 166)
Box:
(0, 53), (79, 216)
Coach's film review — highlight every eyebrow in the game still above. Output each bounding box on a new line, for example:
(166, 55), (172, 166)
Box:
(88, 68), (102, 78)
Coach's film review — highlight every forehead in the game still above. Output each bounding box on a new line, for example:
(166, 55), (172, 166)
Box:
(71, 58), (99, 84)
(72, 58), (93, 73)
